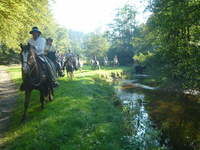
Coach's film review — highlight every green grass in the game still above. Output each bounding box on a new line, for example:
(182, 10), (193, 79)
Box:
(1, 65), (128, 150)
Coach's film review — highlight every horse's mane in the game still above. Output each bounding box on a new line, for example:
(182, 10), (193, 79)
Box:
(20, 44), (42, 87)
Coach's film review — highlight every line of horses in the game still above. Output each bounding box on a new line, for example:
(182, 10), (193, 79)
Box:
(47, 51), (83, 79)
(90, 56), (120, 70)
(20, 44), (82, 121)
(20, 44), (120, 121)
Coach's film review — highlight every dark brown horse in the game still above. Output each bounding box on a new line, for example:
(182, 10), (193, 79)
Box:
(20, 44), (54, 121)
(63, 54), (80, 79)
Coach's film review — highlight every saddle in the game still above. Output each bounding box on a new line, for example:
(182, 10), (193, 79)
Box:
(47, 51), (57, 62)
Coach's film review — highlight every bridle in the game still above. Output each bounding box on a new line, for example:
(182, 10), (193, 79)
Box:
(21, 45), (42, 87)
(28, 50), (39, 75)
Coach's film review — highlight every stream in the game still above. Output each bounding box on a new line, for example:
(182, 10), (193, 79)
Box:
(115, 75), (200, 150)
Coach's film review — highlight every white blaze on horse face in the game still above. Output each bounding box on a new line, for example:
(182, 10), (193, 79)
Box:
(22, 50), (29, 73)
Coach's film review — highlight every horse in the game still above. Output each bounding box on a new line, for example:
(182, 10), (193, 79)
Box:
(113, 56), (119, 66)
(60, 54), (66, 72)
(20, 44), (54, 121)
(47, 51), (64, 77)
(91, 59), (100, 70)
(63, 54), (79, 79)
(103, 57), (109, 66)
(77, 55), (84, 70)
(65, 60), (74, 79)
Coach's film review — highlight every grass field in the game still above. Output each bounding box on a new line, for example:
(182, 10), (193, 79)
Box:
(1, 65), (130, 150)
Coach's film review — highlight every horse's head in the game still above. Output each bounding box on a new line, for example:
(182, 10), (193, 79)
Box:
(20, 44), (36, 75)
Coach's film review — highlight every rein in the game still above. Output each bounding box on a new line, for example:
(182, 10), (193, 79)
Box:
(24, 48), (43, 87)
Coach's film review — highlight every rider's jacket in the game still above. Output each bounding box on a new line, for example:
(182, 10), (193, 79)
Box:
(65, 53), (75, 61)
(45, 45), (56, 55)
(28, 36), (46, 56)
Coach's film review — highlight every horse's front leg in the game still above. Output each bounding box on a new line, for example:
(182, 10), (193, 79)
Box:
(21, 90), (31, 122)
(40, 90), (45, 109)
(48, 87), (54, 101)
(71, 72), (74, 79)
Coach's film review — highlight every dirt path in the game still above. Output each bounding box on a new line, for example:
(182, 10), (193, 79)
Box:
(0, 67), (17, 139)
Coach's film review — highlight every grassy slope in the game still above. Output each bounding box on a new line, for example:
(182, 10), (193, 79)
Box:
(1, 65), (128, 150)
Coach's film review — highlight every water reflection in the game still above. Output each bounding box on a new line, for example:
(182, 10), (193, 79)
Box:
(116, 80), (200, 150)
(116, 87), (166, 150)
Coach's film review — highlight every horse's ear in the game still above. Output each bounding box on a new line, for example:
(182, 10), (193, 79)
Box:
(20, 43), (23, 48)
(19, 43), (24, 52)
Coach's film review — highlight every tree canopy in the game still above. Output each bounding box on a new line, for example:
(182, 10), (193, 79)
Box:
(106, 4), (138, 64)
(134, 0), (200, 91)
(83, 33), (110, 59)
(0, 0), (54, 48)
(0, 0), (74, 56)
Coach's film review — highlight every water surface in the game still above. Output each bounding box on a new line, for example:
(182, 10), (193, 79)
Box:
(115, 76), (200, 150)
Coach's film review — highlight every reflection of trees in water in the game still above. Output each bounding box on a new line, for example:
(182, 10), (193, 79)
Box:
(117, 76), (200, 150)
(118, 90), (166, 150)
(145, 92), (200, 150)
(117, 80), (200, 150)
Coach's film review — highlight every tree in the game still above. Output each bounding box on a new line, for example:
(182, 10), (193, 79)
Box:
(53, 27), (70, 52)
(83, 33), (110, 60)
(0, 0), (55, 49)
(107, 4), (137, 45)
(137, 0), (200, 91)
(68, 30), (85, 56)
(106, 3), (138, 65)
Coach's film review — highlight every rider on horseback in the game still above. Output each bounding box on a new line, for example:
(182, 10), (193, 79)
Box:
(45, 38), (56, 54)
(21, 27), (58, 89)
(65, 50), (79, 70)
(45, 38), (64, 77)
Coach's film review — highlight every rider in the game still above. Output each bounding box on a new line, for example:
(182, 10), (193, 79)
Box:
(45, 38), (64, 77)
(28, 27), (58, 87)
(45, 38), (57, 62)
(66, 50), (74, 58)
(65, 50), (78, 70)
(114, 56), (119, 63)
(45, 38), (56, 54)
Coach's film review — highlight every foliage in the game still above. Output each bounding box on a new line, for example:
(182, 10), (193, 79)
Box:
(107, 44), (134, 65)
(132, 0), (200, 91)
(0, 45), (20, 65)
(53, 26), (71, 52)
(106, 3), (139, 65)
(132, 24), (159, 54)
(107, 4), (136, 45)
(83, 33), (110, 60)
(133, 52), (153, 64)
(0, 0), (73, 62)
(153, 0), (199, 91)
(68, 30), (85, 56)
(0, 0), (54, 49)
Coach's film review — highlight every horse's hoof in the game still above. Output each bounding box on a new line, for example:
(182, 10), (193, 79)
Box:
(49, 94), (53, 101)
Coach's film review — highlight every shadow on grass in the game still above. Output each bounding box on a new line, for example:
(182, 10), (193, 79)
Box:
(2, 74), (124, 150)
